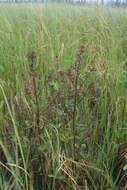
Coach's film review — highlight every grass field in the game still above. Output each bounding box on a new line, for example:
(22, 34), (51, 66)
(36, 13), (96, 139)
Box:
(0, 3), (127, 190)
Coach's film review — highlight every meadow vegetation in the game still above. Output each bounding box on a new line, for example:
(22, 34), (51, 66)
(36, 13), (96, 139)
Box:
(0, 3), (127, 190)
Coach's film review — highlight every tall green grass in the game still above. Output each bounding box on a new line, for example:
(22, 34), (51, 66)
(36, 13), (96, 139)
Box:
(0, 3), (127, 190)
